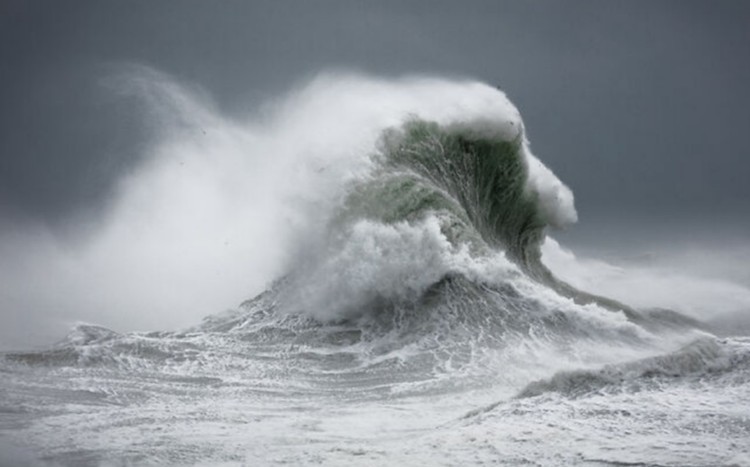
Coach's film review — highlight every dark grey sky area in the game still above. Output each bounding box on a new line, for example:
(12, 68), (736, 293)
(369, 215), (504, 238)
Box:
(1, 0), (749, 232)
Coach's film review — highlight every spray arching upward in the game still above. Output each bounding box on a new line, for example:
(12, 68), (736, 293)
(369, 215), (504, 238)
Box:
(0, 67), (589, 341)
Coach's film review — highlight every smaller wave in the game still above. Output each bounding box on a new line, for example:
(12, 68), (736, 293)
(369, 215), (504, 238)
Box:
(58, 323), (122, 346)
(2, 323), (201, 368)
(516, 337), (747, 399)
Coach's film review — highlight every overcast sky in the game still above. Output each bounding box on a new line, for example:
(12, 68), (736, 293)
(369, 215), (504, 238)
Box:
(2, 0), (749, 232)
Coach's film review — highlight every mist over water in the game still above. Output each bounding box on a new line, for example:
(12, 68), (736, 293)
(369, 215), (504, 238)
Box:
(1, 69), (750, 466)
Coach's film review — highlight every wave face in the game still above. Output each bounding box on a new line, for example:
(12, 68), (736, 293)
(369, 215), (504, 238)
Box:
(355, 120), (543, 266)
(2, 72), (750, 467)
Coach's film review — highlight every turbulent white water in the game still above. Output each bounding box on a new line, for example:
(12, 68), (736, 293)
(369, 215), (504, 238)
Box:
(1, 71), (749, 467)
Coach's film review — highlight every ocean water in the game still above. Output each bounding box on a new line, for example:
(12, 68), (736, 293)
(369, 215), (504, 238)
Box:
(1, 73), (749, 466)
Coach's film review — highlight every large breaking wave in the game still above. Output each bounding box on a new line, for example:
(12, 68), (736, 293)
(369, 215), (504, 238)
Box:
(2, 70), (722, 367)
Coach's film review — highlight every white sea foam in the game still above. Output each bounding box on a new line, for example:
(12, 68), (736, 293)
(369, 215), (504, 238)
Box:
(285, 216), (525, 321)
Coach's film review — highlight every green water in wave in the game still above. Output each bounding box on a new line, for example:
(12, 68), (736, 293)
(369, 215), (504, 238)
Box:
(340, 119), (544, 263)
